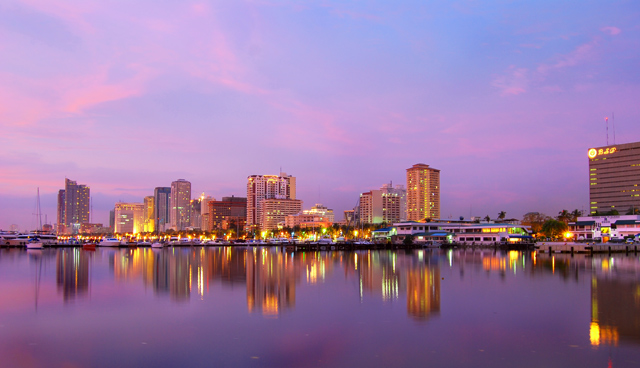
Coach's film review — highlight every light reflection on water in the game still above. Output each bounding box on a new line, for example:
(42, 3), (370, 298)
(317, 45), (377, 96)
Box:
(1, 247), (640, 367)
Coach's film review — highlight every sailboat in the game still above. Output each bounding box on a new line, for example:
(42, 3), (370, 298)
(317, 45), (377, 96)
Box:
(27, 188), (44, 249)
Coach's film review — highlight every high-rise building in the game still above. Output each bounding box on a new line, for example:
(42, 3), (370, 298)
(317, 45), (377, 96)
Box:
(209, 196), (247, 231)
(381, 183), (407, 221)
(144, 196), (155, 233)
(114, 202), (145, 234)
(56, 178), (90, 234)
(246, 172), (296, 231)
(57, 189), (66, 235)
(359, 187), (402, 225)
(170, 179), (191, 231)
(154, 187), (171, 233)
(406, 164), (440, 221)
(200, 195), (213, 231)
(588, 141), (640, 214)
(190, 198), (202, 229)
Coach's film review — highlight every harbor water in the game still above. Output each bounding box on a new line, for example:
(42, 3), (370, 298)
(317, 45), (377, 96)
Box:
(0, 247), (639, 367)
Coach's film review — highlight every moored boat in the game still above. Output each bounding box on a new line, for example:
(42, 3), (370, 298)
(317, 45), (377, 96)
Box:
(151, 242), (166, 248)
(26, 238), (44, 249)
(99, 237), (120, 247)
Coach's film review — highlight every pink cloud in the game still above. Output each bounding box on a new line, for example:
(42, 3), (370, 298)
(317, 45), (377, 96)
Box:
(537, 41), (596, 74)
(492, 67), (528, 96)
(600, 26), (621, 36)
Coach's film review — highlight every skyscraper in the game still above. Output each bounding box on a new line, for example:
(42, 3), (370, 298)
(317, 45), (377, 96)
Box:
(246, 172), (296, 231)
(154, 187), (171, 232)
(57, 178), (90, 234)
(144, 196), (155, 233)
(57, 189), (66, 234)
(406, 164), (440, 221)
(170, 179), (191, 231)
(588, 141), (640, 214)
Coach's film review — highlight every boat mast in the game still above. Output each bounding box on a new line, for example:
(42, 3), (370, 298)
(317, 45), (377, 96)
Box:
(36, 187), (43, 231)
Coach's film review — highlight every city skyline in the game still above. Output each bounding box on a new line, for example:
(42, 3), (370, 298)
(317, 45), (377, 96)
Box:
(2, 1), (640, 230)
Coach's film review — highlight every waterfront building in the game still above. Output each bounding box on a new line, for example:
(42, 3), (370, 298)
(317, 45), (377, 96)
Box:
(57, 189), (65, 234)
(246, 173), (296, 231)
(359, 186), (404, 224)
(406, 164), (440, 221)
(588, 141), (640, 214)
(114, 202), (145, 234)
(382, 183), (407, 221)
(80, 223), (107, 234)
(208, 196), (247, 231)
(303, 204), (335, 223)
(109, 210), (115, 230)
(260, 198), (303, 231)
(569, 215), (640, 241)
(200, 195), (213, 231)
(144, 196), (154, 233)
(376, 220), (531, 245)
(154, 187), (171, 233)
(189, 197), (202, 230)
(170, 179), (191, 231)
(285, 213), (332, 229)
(57, 178), (90, 234)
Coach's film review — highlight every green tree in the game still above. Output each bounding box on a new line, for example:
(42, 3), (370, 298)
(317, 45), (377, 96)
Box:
(570, 209), (582, 222)
(403, 235), (414, 246)
(498, 211), (506, 220)
(541, 219), (568, 239)
(522, 212), (549, 235)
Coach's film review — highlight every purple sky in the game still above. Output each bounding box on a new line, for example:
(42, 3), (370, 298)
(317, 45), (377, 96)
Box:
(2, 0), (640, 231)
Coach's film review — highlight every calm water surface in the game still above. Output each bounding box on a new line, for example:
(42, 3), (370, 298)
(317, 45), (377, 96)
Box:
(1, 247), (639, 367)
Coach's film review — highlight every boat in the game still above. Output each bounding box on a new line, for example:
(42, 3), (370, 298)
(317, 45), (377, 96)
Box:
(137, 241), (152, 247)
(26, 238), (44, 249)
(99, 237), (120, 247)
(151, 242), (166, 248)
(83, 243), (97, 250)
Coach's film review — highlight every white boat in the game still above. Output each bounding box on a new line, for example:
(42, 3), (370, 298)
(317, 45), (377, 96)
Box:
(0, 232), (17, 246)
(137, 241), (152, 246)
(26, 238), (44, 249)
(99, 238), (120, 247)
(151, 242), (166, 248)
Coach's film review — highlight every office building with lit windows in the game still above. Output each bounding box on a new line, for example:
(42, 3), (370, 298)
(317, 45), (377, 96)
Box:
(170, 179), (191, 231)
(406, 164), (440, 221)
(246, 173), (296, 231)
(114, 202), (144, 234)
(56, 178), (90, 234)
(588, 141), (640, 215)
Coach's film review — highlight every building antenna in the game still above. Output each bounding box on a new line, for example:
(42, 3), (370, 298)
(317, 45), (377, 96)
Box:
(612, 112), (616, 144)
(605, 116), (609, 145)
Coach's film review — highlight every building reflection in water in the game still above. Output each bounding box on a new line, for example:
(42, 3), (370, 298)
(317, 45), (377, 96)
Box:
(590, 257), (640, 347)
(347, 250), (441, 320)
(406, 266), (440, 320)
(56, 248), (90, 302)
(246, 248), (296, 317)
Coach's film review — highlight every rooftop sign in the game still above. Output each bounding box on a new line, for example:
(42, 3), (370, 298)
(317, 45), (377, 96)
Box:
(588, 147), (617, 159)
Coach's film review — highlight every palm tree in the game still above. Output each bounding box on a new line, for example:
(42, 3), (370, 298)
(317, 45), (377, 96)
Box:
(498, 211), (506, 221)
(557, 210), (571, 224)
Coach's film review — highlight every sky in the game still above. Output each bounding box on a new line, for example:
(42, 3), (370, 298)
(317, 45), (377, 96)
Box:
(1, 0), (640, 231)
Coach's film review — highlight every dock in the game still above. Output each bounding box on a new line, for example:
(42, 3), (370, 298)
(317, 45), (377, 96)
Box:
(536, 242), (639, 254)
